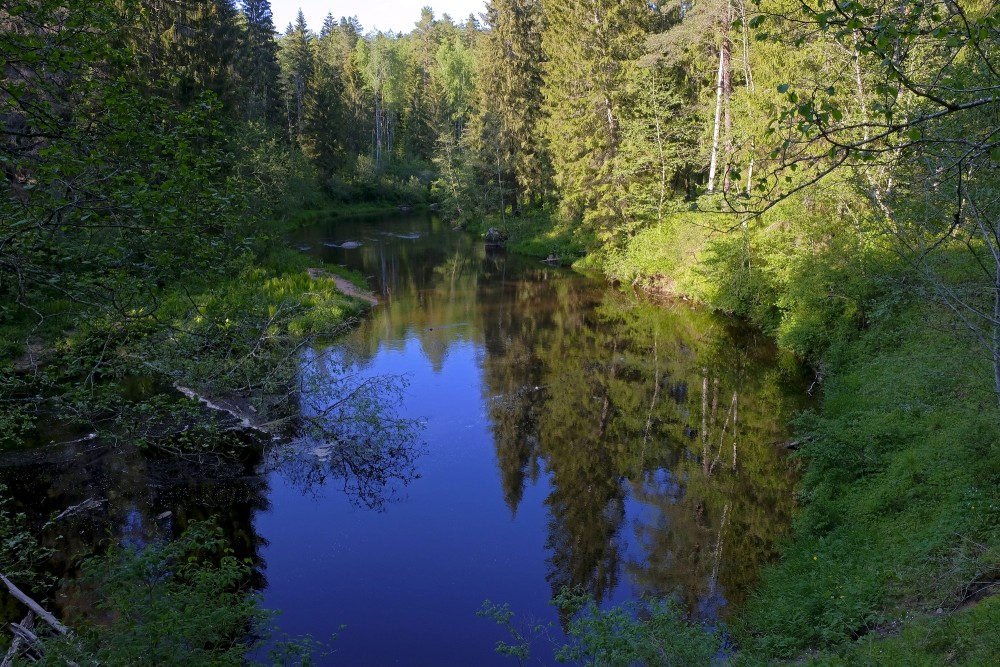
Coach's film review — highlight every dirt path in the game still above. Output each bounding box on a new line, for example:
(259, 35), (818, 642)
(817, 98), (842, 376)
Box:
(307, 268), (378, 306)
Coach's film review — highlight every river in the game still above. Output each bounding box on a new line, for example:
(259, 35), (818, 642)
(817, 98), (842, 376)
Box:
(0, 212), (808, 665)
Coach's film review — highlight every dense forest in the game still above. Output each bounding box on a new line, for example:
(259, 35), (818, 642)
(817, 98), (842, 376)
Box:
(1, 0), (999, 664)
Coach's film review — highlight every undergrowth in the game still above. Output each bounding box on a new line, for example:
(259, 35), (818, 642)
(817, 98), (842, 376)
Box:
(733, 303), (1000, 664)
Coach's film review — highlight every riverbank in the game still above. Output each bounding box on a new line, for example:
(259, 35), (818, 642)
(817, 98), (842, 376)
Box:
(0, 211), (381, 661)
(735, 300), (1000, 665)
(1, 242), (373, 447)
(481, 207), (1000, 664)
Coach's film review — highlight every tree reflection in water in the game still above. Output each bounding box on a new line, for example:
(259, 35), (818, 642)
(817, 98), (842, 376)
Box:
(481, 276), (806, 617)
(266, 346), (425, 511)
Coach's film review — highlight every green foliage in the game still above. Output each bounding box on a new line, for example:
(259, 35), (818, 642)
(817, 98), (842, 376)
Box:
(465, 211), (589, 260)
(736, 303), (1000, 661)
(481, 589), (722, 666)
(472, 0), (550, 211)
(602, 212), (713, 297)
(138, 252), (367, 425)
(541, 0), (652, 231)
(803, 596), (1000, 667)
(477, 601), (533, 661)
(32, 522), (266, 667)
(431, 130), (483, 223)
(553, 589), (723, 666)
(0, 486), (55, 592)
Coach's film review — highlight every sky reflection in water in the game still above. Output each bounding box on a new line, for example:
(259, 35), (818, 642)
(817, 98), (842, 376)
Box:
(256, 214), (807, 665)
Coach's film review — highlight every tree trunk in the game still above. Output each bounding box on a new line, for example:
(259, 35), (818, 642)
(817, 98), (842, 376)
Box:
(722, 49), (733, 193)
(994, 262), (1000, 408)
(708, 1), (732, 194)
(707, 43), (725, 193)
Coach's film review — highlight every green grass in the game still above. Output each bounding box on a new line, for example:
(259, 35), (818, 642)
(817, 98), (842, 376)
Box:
(806, 595), (1000, 666)
(734, 303), (1000, 664)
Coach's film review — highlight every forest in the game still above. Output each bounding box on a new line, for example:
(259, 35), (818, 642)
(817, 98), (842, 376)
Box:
(1, 0), (998, 664)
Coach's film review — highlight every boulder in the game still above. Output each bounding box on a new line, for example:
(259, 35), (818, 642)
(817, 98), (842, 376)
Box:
(484, 227), (508, 247)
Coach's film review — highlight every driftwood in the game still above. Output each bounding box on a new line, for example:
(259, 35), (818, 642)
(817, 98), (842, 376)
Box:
(174, 384), (267, 434)
(9, 621), (39, 647)
(0, 573), (69, 635)
(1, 612), (32, 667)
(54, 497), (106, 522)
(0, 577), (85, 666)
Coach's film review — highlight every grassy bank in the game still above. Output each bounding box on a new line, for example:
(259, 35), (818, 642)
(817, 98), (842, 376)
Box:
(486, 206), (999, 664)
(461, 211), (592, 262)
(0, 236), (372, 452)
(0, 219), (375, 661)
(735, 301), (1000, 664)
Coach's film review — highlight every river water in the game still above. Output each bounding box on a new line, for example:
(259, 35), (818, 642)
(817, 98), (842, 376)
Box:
(0, 213), (808, 665)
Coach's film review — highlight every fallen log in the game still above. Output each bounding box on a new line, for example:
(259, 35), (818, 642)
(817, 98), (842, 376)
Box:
(54, 497), (106, 522)
(1, 612), (32, 667)
(0, 573), (69, 636)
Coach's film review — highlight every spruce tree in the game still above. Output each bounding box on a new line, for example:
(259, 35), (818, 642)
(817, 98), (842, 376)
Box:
(474, 0), (548, 213)
(278, 10), (313, 143)
(159, 0), (242, 109)
(540, 0), (652, 232)
(238, 0), (282, 124)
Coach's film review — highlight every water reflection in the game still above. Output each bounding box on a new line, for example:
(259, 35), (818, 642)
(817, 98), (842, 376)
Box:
(483, 293), (804, 615)
(306, 214), (806, 625)
(0, 439), (271, 621)
(1, 213), (807, 666)
(267, 347), (424, 510)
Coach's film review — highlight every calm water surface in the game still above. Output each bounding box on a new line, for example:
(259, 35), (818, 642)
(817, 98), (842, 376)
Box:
(0, 213), (808, 666)
(263, 213), (806, 664)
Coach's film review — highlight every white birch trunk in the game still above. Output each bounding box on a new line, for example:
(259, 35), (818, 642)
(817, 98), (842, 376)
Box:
(707, 42), (725, 193)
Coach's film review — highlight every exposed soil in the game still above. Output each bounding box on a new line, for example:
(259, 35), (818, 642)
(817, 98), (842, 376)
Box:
(306, 268), (378, 306)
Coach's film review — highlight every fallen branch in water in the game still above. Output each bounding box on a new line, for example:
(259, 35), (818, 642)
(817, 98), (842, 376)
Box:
(174, 384), (268, 434)
(54, 497), (106, 522)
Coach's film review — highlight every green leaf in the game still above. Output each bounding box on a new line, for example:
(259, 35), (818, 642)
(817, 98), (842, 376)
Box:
(777, 83), (790, 94)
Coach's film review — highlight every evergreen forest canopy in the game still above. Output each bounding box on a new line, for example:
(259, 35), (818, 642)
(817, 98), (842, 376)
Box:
(1, 0), (1000, 664)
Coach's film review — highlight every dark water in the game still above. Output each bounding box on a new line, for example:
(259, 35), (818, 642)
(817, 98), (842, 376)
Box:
(0, 213), (808, 665)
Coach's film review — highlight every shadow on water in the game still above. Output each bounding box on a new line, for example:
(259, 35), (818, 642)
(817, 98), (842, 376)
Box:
(0, 336), (424, 626)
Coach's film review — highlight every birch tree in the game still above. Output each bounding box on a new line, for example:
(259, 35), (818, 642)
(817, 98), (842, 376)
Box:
(355, 33), (407, 170)
(749, 0), (1000, 406)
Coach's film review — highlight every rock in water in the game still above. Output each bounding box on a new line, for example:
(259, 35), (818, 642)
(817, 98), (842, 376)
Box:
(485, 227), (508, 247)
